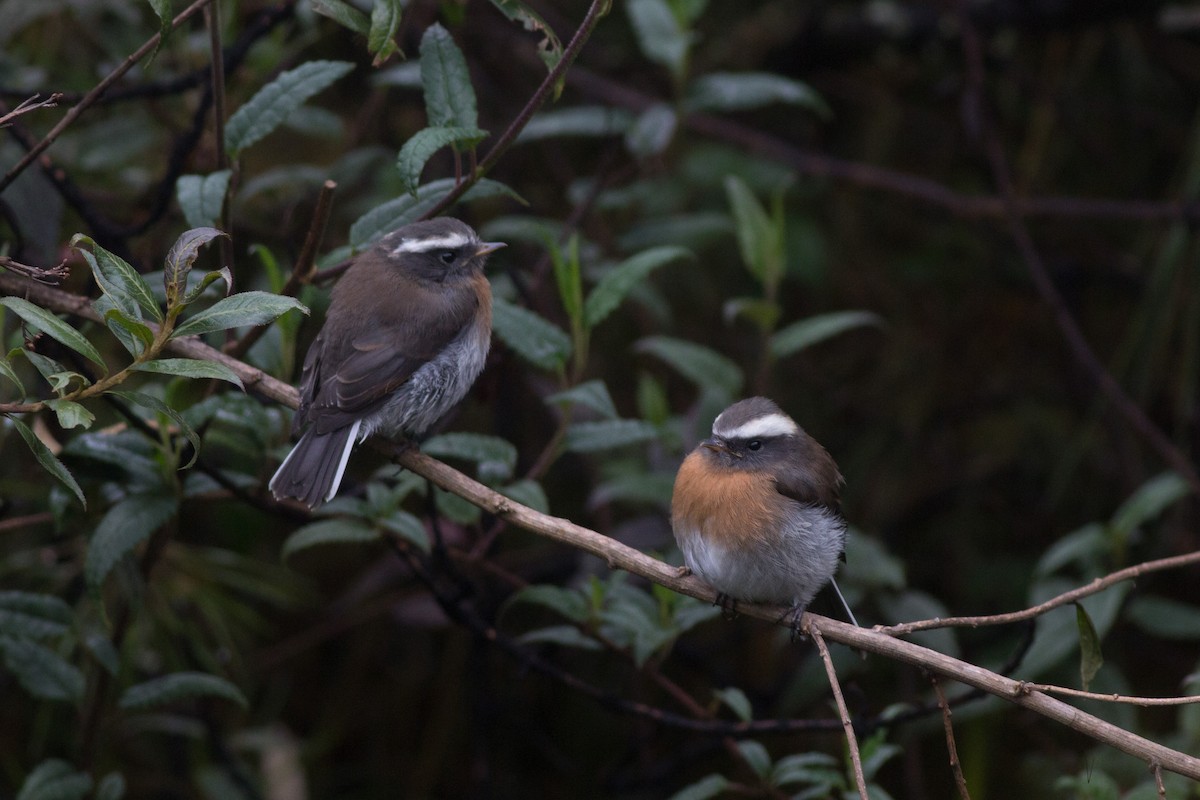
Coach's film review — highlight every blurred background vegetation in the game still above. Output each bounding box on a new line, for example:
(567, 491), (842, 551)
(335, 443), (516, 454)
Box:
(2, 0), (1199, 798)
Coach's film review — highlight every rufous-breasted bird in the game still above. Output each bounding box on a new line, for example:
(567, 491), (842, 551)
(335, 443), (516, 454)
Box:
(270, 218), (503, 508)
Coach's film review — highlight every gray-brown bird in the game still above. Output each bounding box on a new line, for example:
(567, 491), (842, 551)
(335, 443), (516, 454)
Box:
(270, 218), (503, 508)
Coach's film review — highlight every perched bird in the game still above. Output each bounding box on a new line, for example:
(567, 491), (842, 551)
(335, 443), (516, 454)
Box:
(270, 218), (503, 508)
(671, 396), (856, 626)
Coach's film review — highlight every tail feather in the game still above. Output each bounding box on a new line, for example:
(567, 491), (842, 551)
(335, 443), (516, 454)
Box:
(269, 420), (361, 508)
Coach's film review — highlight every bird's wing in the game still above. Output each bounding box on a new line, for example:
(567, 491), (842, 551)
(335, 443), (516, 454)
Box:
(299, 292), (478, 434)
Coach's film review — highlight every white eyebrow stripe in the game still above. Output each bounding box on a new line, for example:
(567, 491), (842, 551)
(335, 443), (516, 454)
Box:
(390, 232), (472, 254)
(714, 413), (798, 440)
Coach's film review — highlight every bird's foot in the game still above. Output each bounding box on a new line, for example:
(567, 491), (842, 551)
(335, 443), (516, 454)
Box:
(714, 592), (740, 620)
(675, 564), (693, 578)
(774, 603), (808, 642)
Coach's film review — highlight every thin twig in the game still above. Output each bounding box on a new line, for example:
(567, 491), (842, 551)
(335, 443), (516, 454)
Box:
(0, 255), (69, 284)
(1153, 763), (1166, 798)
(205, 0), (235, 294)
(931, 674), (971, 800)
(1016, 682), (1200, 707)
(876, 550), (1200, 635)
(0, 93), (63, 128)
(812, 629), (868, 800)
(0, 0), (217, 194)
(0, 511), (55, 534)
(419, 0), (611, 221)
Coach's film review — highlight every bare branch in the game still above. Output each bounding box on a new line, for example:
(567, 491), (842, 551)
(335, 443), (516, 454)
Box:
(0, 93), (62, 128)
(932, 674), (971, 800)
(813, 629), (868, 800)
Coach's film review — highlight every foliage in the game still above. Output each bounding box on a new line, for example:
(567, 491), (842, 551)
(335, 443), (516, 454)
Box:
(1, 1), (1199, 798)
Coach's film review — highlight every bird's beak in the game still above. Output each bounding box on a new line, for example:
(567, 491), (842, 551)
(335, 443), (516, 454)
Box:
(475, 241), (506, 257)
(701, 437), (739, 458)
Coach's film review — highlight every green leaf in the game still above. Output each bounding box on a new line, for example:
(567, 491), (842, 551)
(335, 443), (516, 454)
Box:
(770, 752), (840, 789)
(723, 297), (780, 332)
(83, 631), (121, 676)
(95, 773), (126, 800)
(368, 0), (403, 65)
(0, 592), (72, 639)
(564, 419), (660, 453)
(546, 380), (618, 419)
(396, 126), (489, 196)
(723, 175), (781, 287)
(636, 336), (743, 400)
(584, 245), (691, 328)
(420, 24), (477, 129)
(626, 0), (692, 80)
(172, 291), (308, 338)
(0, 357), (26, 397)
(102, 307), (155, 357)
(506, 584), (589, 622)
(590, 471), (675, 509)
(666, 774), (730, 800)
(1110, 471), (1189, 539)
(84, 493), (179, 589)
(349, 178), (523, 248)
(515, 625), (603, 650)
(0, 637), (85, 702)
(146, 0), (172, 64)
(489, 0), (564, 75)
(118, 671), (248, 710)
(163, 226), (226, 308)
(713, 686), (752, 722)
(737, 740), (772, 778)
(71, 234), (162, 322)
(422, 432), (517, 481)
(225, 60), (355, 156)
(175, 171), (231, 229)
(1127, 596), (1200, 641)
(1075, 603), (1103, 691)
(378, 511), (429, 552)
(311, 0), (369, 34)
(281, 518), (378, 561)
(515, 106), (633, 144)
(684, 72), (831, 116)
(15, 759), (92, 800)
(133, 358), (245, 390)
(499, 479), (549, 513)
(624, 103), (677, 159)
(181, 267), (234, 307)
(0, 297), (106, 370)
(770, 310), (884, 359)
(550, 235), (584, 333)
(9, 416), (85, 507)
(110, 390), (202, 469)
(491, 297), (571, 371)
(45, 399), (95, 430)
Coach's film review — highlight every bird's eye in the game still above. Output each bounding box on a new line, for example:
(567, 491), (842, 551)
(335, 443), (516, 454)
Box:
(747, 440), (762, 451)
(438, 250), (456, 264)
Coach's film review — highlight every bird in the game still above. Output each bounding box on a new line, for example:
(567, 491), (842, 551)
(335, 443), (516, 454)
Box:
(269, 217), (503, 508)
(670, 396), (857, 628)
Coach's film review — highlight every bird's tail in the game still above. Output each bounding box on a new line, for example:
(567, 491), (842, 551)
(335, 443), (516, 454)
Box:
(268, 420), (361, 508)
(829, 577), (860, 627)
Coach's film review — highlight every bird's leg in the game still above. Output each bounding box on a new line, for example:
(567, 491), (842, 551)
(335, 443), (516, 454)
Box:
(775, 603), (808, 642)
(675, 564), (693, 578)
(714, 592), (740, 619)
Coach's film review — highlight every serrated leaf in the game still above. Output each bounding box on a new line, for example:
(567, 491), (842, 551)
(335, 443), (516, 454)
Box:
(490, 0), (564, 74)
(71, 234), (162, 322)
(713, 686), (752, 722)
(1075, 603), (1103, 691)
(666, 774), (730, 800)
(312, 0), (369, 33)
(770, 310), (884, 359)
(627, 0), (692, 80)
(172, 291), (307, 338)
(736, 740), (772, 778)
(132, 358), (245, 390)
(349, 178), (522, 248)
(515, 625), (603, 650)
(635, 336), (743, 400)
(95, 772), (126, 800)
(515, 106), (632, 144)
(0, 357), (26, 397)
(163, 226), (225, 308)
(420, 24), (477, 129)
(110, 390), (202, 469)
(422, 432), (517, 480)
(45, 399), (94, 430)
(0, 637), (85, 702)
(584, 245), (691, 328)
(564, 419), (660, 452)
(225, 60), (355, 156)
(102, 308), (155, 357)
(1110, 471), (1189, 538)
(0, 297), (106, 370)
(175, 172), (231, 229)
(507, 584), (590, 622)
(15, 759), (92, 800)
(9, 416), (85, 507)
(491, 297), (571, 370)
(625, 103), (677, 159)
(546, 380), (618, 419)
(118, 671), (248, 710)
(368, 0), (402, 65)
(85, 493), (178, 589)
(281, 518), (378, 560)
(396, 126), (488, 196)
(684, 72), (831, 116)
